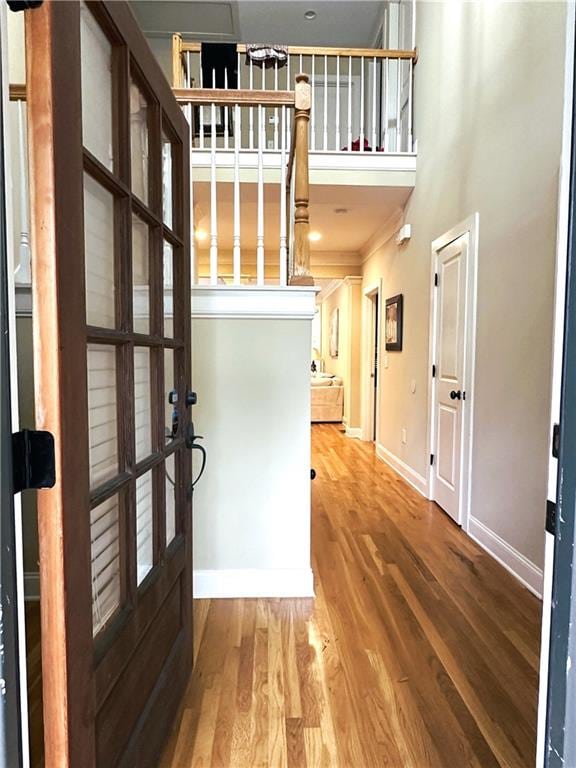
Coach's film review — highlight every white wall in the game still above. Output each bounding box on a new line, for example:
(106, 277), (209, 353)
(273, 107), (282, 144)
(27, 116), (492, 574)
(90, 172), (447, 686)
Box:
(364, 1), (566, 585)
(191, 312), (314, 597)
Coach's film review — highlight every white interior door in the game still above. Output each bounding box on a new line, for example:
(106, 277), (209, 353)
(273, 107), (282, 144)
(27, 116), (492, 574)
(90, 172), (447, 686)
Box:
(432, 233), (469, 522)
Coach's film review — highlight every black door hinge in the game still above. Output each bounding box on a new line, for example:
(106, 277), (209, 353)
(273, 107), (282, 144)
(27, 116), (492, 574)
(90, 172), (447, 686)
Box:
(434, 273), (439, 287)
(6, 1), (43, 11)
(552, 423), (560, 459)
(432, 364), (436, 378)
(546, 499), (557, 535)
(430, 453), (435, 466)
(12, 430), (56, 493)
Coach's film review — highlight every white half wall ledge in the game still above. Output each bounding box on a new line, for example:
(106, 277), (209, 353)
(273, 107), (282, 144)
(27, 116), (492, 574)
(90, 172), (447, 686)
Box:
(468, 516), (543, 599)
(193, 568), (315, 599)
(376, 442), (429, 498)
(190, 286), (319, 320)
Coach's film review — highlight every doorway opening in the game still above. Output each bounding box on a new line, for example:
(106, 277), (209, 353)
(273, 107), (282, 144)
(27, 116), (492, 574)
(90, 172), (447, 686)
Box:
(364, 285), (381, 443)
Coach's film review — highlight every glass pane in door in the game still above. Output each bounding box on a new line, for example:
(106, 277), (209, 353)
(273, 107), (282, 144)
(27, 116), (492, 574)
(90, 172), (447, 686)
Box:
(87, 344), (118, 487)
(136, 471), (154, 584)
(80, 4), (114, 170)
(84, 175), (115, 328)
(91, 494), (121, 635)
(132, 215), (150, 334)
(130, 82), (149, 205)
(134, 347), (152, 462)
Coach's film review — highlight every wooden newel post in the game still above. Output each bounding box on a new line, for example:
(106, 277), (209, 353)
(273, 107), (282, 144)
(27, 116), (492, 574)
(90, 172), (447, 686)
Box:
(290, 73), (314, 286)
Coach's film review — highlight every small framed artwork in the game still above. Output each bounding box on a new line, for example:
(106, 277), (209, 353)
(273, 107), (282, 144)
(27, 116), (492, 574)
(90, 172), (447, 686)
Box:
(385, 294), (403, 351)
(329, 308), (339, 358)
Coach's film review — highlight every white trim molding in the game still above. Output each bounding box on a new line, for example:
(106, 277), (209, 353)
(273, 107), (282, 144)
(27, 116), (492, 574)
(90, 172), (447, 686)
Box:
(345, 426), (363, 439)
(468, 517), (543, 598)
(190, 285), (319, 320)
(193, 568), (315, 599)
(376, 443), (429, 498)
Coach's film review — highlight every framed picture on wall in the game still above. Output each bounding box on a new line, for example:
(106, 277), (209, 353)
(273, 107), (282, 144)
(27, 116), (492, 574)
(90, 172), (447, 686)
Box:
(330, 308), (339, 358)
(385, 294), (403, 351)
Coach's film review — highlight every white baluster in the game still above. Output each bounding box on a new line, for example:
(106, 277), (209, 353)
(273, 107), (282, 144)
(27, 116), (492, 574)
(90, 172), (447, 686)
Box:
(187, 103), (197, 285)
(287, 54), (292, 148)
(279, 104), (287, 286)
(371, 55), (377, 151)
(335, 56), (341, 151)
(262, 64), (267, 151)
(408, 59), (413, 153)
(233, 102), (241, 284)
(15, 100), (30, 284)
(210, 95), (218, 284)
(396, 57), (402, 152)
(257, 105), (265, 285)
(199, 66), (205, 149)
(311, 54), (315, 151)
(347, 55), (352, 151)
(323, 54), (328, 152)
(224, 68), (229, 150)
(384, 58), (390, 152)
(360, 57), (365, 152)
(237, 52), (242, 152)
(249, 59), (254, 149)
(274, 59), (279, 151)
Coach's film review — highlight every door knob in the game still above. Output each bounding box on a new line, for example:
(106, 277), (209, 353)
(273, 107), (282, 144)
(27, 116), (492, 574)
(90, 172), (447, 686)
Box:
(450, 390), (462, 400)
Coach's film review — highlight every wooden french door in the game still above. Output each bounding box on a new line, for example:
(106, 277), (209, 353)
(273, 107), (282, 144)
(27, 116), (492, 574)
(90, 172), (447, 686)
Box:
(26, 2), (192, 766)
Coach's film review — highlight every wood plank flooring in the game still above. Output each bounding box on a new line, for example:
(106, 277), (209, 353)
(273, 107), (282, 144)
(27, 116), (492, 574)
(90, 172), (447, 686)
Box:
(161, 424), (542, 767)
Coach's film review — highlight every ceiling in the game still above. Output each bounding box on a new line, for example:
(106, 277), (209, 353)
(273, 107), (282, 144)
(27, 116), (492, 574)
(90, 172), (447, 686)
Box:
(131, 0), (384, 46)
(192, 182), (410, 259)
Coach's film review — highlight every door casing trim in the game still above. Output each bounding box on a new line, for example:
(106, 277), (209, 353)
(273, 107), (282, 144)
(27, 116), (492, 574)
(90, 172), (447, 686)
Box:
(427, 213), (479, 531)
(361, 281), (382, 443)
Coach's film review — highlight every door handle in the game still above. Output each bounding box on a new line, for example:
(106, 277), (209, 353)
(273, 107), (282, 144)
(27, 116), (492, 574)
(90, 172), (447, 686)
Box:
(450, 390), (462, 400)
(186, 422), (207, 490)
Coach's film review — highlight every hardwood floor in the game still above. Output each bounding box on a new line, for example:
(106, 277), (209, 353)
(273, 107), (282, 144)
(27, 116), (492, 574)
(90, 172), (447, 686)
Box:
(161, 424), (542, 767)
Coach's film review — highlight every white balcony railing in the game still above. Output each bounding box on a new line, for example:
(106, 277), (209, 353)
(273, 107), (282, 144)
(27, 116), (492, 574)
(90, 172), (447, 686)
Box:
(174, 77), (313, 288)
(172, 39), (417, 156)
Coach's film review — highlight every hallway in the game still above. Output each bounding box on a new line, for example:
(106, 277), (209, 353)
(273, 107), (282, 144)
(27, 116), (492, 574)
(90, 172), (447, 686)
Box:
(161, 424), (541, 767)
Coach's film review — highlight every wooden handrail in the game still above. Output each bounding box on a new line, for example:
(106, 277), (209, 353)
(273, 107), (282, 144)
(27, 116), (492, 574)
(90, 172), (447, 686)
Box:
(236, 43), (417, 60)
(173, 87), (295, 107)
(289, 73), (313, 287)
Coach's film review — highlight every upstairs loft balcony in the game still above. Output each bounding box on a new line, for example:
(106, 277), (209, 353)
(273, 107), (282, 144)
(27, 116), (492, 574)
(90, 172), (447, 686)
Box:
(171, 38), (417, 186)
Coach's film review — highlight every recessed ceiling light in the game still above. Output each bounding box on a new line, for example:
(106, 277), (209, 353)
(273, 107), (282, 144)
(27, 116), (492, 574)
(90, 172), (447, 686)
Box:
(195, 228), (208, 241)
(304, 9), (317, 20)
(309, 231), (322, 242)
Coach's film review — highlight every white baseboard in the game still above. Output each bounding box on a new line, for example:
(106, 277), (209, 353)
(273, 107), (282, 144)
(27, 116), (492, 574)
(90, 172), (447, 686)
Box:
(375, 443), (429, 498)
(468, 516), (543, 598)
(193, 568), (315, 599)
(24, 572), (40, 601)
(345, 426), (363, 439)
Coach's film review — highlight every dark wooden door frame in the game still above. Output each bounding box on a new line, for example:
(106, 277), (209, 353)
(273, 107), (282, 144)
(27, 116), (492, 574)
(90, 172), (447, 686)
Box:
(26, 3), (192, 766)
(546, 11), (576, 766)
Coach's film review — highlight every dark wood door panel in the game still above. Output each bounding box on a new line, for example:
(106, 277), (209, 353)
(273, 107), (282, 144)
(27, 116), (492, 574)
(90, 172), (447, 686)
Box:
(96, 579), (182, 766)
(26, 2), (192, 765)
